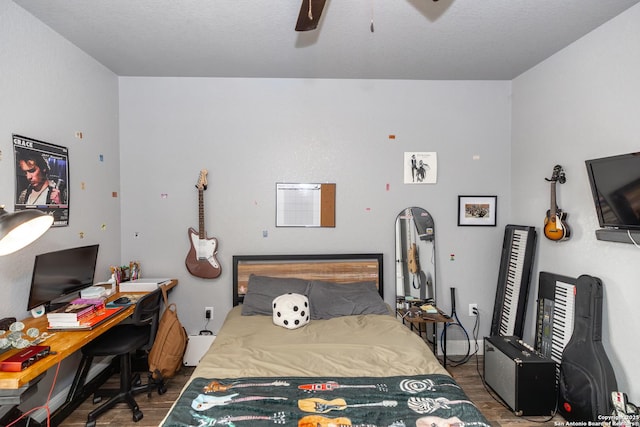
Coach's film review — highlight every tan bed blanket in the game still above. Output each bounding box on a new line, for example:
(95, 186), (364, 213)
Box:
(191, 306), (448, 379)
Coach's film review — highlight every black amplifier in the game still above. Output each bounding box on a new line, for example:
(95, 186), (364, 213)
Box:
(484, 335), (556, 416)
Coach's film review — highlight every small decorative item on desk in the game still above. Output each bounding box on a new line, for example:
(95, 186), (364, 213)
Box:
(110, 265), (122, 284)
(110, 264), (132, 284)
(0, 321), (54, 351)
(129, 261), (141, 281)
(107, 273), (117, 295)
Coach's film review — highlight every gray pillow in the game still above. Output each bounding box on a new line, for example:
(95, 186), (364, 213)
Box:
(241, 275), (310, 316)
(308, 280), (390, 319)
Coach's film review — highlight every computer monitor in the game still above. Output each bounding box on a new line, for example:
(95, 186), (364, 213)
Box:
(586, 152), (640, 230)
(27, 244), (99, 311)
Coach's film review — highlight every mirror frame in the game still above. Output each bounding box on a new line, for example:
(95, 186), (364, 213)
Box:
(395, 207), (436, 310)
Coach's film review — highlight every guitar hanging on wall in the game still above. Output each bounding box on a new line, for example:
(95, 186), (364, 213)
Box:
(544, 165), (571, 241)
(186, 169), (221, 279)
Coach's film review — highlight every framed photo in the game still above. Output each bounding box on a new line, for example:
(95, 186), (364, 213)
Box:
(457, 195), (497, 226)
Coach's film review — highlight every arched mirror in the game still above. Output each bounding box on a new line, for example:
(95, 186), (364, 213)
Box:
(395, 207), (436, 309)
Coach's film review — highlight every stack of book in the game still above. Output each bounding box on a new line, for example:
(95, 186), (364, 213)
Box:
(46, 297), (108, 329)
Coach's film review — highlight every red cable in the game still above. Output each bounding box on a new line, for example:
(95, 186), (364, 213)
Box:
(6, 360), (61, 427)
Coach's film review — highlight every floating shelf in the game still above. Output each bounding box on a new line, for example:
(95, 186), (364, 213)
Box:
(595, 228), (640, 244)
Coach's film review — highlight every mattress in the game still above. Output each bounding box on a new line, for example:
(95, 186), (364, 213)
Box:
(191, 306), (449, 379)
(160, 308), (493, 426)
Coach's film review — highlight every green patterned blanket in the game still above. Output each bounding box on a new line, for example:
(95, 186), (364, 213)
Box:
(162, 374), (491, 427)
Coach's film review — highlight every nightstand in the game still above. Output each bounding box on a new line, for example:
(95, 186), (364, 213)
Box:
(398, 307), (454, 368)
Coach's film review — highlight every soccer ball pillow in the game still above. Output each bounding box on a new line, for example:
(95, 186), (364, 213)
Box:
(272, 293), (310, 330)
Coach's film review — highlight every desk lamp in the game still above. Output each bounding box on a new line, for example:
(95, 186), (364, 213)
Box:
(0, 205), (53, 256)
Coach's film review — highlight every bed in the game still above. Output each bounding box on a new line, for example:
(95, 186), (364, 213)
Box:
(162, 254), (490, 427)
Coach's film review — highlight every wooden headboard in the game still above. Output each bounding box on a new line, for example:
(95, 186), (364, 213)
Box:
(232, 253), (383, 306)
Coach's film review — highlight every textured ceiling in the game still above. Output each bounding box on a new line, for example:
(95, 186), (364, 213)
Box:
(12, 0), (640, 80)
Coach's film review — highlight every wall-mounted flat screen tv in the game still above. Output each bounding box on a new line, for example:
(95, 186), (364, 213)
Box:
(585, 152), (640, 231)
(27, 244), (99, 311)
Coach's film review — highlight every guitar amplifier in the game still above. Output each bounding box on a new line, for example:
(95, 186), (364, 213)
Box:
(484, 336), (556, 416)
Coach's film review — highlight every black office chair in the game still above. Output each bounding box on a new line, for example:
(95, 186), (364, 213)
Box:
(81, 289), (163, 427)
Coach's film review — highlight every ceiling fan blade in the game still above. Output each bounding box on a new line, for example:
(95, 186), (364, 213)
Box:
(295, 0), (327, 32)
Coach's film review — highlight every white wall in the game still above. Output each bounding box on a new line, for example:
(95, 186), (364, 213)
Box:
(0, 1), (121, 319)
(0, 0), (120, 412)
(512, 3), (640, 401)
(118, 77), (512, 343)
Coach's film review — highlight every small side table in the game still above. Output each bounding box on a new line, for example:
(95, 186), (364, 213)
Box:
(398, 308), (454, 368)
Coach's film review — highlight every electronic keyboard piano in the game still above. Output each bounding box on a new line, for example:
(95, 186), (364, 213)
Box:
(490, 224), (537, 338)
(535, 271), (576, 366)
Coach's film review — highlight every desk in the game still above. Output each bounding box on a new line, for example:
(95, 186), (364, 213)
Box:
(0, 280), (177, 425)
(398, 307), (454, 368)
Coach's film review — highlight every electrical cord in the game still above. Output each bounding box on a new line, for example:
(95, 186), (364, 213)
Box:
(199, 318), (213, 335)
(7, 360), (61, 427)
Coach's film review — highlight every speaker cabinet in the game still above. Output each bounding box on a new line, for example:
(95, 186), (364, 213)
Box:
(484, 335), (556, 416)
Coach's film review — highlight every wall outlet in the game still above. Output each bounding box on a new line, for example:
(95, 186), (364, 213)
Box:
(205, 306), (213, 320)
(469, 303), (478, 316)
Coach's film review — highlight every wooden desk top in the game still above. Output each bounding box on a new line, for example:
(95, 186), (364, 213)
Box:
(0, 279), (177, 390)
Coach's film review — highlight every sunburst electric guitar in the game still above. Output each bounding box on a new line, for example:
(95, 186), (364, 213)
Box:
(185, 169), (221, 278)
(543, 165), (570, 241)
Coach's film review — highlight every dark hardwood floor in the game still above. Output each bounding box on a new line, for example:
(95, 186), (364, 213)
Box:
(58, 366), (195, 427)
(58, 356), (564, 426)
